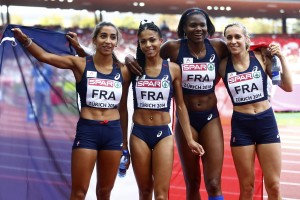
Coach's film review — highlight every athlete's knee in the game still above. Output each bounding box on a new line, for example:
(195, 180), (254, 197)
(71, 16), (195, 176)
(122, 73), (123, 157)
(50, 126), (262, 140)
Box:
(265, 180), (281, 197)
(154, 193), (168, 200)
(70, 187), (88, 200)
(185, 179), (200, 194)
(205, 178), (222, 195)
(96, 185), (113, 199)
(240, 182), (254, 199)
(139, 186), (153, 199)
(154, 187), (169, 200)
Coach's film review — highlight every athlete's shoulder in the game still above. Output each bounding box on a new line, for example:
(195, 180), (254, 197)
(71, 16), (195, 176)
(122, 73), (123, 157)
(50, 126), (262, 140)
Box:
(168, 61), (181, 73)
(162, 39), (181, 49)
(207, 38), (229, 59)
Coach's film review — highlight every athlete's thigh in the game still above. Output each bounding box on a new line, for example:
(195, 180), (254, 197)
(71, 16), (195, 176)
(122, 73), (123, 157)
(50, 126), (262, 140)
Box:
(152, 135), (174, 189)
(174, 121), (201, 180)
(96, 150), (122, 189)
(256, 143), (281, 185)
(231, 145), (256, 184)
(71, 148), (97, 189)
(130, 134), (153, 187)
(199, 118), (224, 178)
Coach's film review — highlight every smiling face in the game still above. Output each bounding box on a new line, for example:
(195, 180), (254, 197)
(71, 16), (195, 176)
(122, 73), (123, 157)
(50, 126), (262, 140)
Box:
(93, 25), (118, 55)
(184, 13), (207, 43)
(224, 24), (250, 55)
(138, 29), (163, 58)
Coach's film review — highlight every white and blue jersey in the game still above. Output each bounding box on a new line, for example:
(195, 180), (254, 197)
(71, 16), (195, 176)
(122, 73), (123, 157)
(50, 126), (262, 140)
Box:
(176, 38), (220, 95)
(132, 60), (173, 112)
(76, 56), (123, 109)
(224, 51), (268, 106)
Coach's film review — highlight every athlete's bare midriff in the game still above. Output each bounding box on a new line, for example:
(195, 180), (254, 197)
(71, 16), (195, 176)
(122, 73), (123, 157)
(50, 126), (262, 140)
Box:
(183, 92), (217, 112)
(132, 109), (171, 126)
(233, 100), (271, 114)
(80, 107), (120, 121)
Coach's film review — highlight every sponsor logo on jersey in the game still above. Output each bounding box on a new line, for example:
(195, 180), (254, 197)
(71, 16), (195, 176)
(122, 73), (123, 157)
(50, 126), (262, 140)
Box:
(228, 71), (262, 84)
(209, 54), (216, 62)
(157, 131), (162, 137)
(162, 80), (170, 88)
(252, 71), (261, 78)
(114, 82), (122, 88)
(136, 80), (161, 88)
(183, 57), (193, 64)
(88, 78), (114, 87)
(182, 63), (214, 71)
(114, 73), (121, 80)
(87, 71), (97, 78)
(228, 72), (254, 84)
(207, 114), (213, 120)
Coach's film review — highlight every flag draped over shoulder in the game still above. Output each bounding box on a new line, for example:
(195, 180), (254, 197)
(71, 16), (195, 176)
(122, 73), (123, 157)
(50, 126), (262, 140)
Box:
(0, 24), (79, 200)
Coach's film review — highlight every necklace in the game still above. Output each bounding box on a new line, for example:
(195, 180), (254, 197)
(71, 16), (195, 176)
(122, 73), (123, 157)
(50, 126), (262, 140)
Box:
(189, 45), (204, 59)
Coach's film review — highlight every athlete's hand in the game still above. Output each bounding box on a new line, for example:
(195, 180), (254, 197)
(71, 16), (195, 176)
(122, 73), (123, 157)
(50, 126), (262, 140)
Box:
(269, 43), (283, 58)
(125, 54), (143, 76)
(66, 31), (87, 57)
(188, 140), (205, 156)
(11, 28), (28, 44)
(66, 31), (80, 48)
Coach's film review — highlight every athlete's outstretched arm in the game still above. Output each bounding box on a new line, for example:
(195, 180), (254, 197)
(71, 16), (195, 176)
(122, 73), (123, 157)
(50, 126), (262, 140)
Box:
(12, 28), (81, 71)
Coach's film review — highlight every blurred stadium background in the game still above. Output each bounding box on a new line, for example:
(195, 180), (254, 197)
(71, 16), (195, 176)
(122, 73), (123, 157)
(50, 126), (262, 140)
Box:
(0, 0), (299, 200)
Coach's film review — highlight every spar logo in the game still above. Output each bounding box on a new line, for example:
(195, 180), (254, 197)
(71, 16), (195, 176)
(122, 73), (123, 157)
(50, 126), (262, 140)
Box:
(182, 63), (214, 71)
(228, 72), (260, 84)
(137, 80), (161, 88)
(88, 78), (114, 87)
(183, 63), (207, 71)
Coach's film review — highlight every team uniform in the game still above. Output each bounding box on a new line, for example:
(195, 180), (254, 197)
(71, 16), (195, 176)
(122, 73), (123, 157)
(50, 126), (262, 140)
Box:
(223, 51), (280, 146)
(176, 38), (220, 129)
(72, 56), (124, 150)
(131, 60), (173, 149)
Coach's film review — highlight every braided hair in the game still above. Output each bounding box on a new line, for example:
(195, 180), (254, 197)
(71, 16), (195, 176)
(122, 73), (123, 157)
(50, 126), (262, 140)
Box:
(92, 21), (122, 68)
(136, 20), (162, 72)
(177, 8), (215, 39)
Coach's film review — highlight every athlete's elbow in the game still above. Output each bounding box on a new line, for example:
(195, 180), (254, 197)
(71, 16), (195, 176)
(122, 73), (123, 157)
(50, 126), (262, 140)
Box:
(282, 84), (293, 92)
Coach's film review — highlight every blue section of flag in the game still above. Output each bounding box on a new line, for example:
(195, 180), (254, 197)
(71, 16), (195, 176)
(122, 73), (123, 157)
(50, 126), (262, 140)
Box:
(0, 24), (76, 56)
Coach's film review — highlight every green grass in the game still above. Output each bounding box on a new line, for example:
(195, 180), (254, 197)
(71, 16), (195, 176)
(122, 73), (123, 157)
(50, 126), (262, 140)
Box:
(274, 112), (300, 126)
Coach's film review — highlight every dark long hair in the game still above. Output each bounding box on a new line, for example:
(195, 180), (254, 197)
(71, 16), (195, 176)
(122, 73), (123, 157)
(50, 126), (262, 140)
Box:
(177, 8), (215, 39)
(136, 20), (162, 71)
(92, 21), (122, 68)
